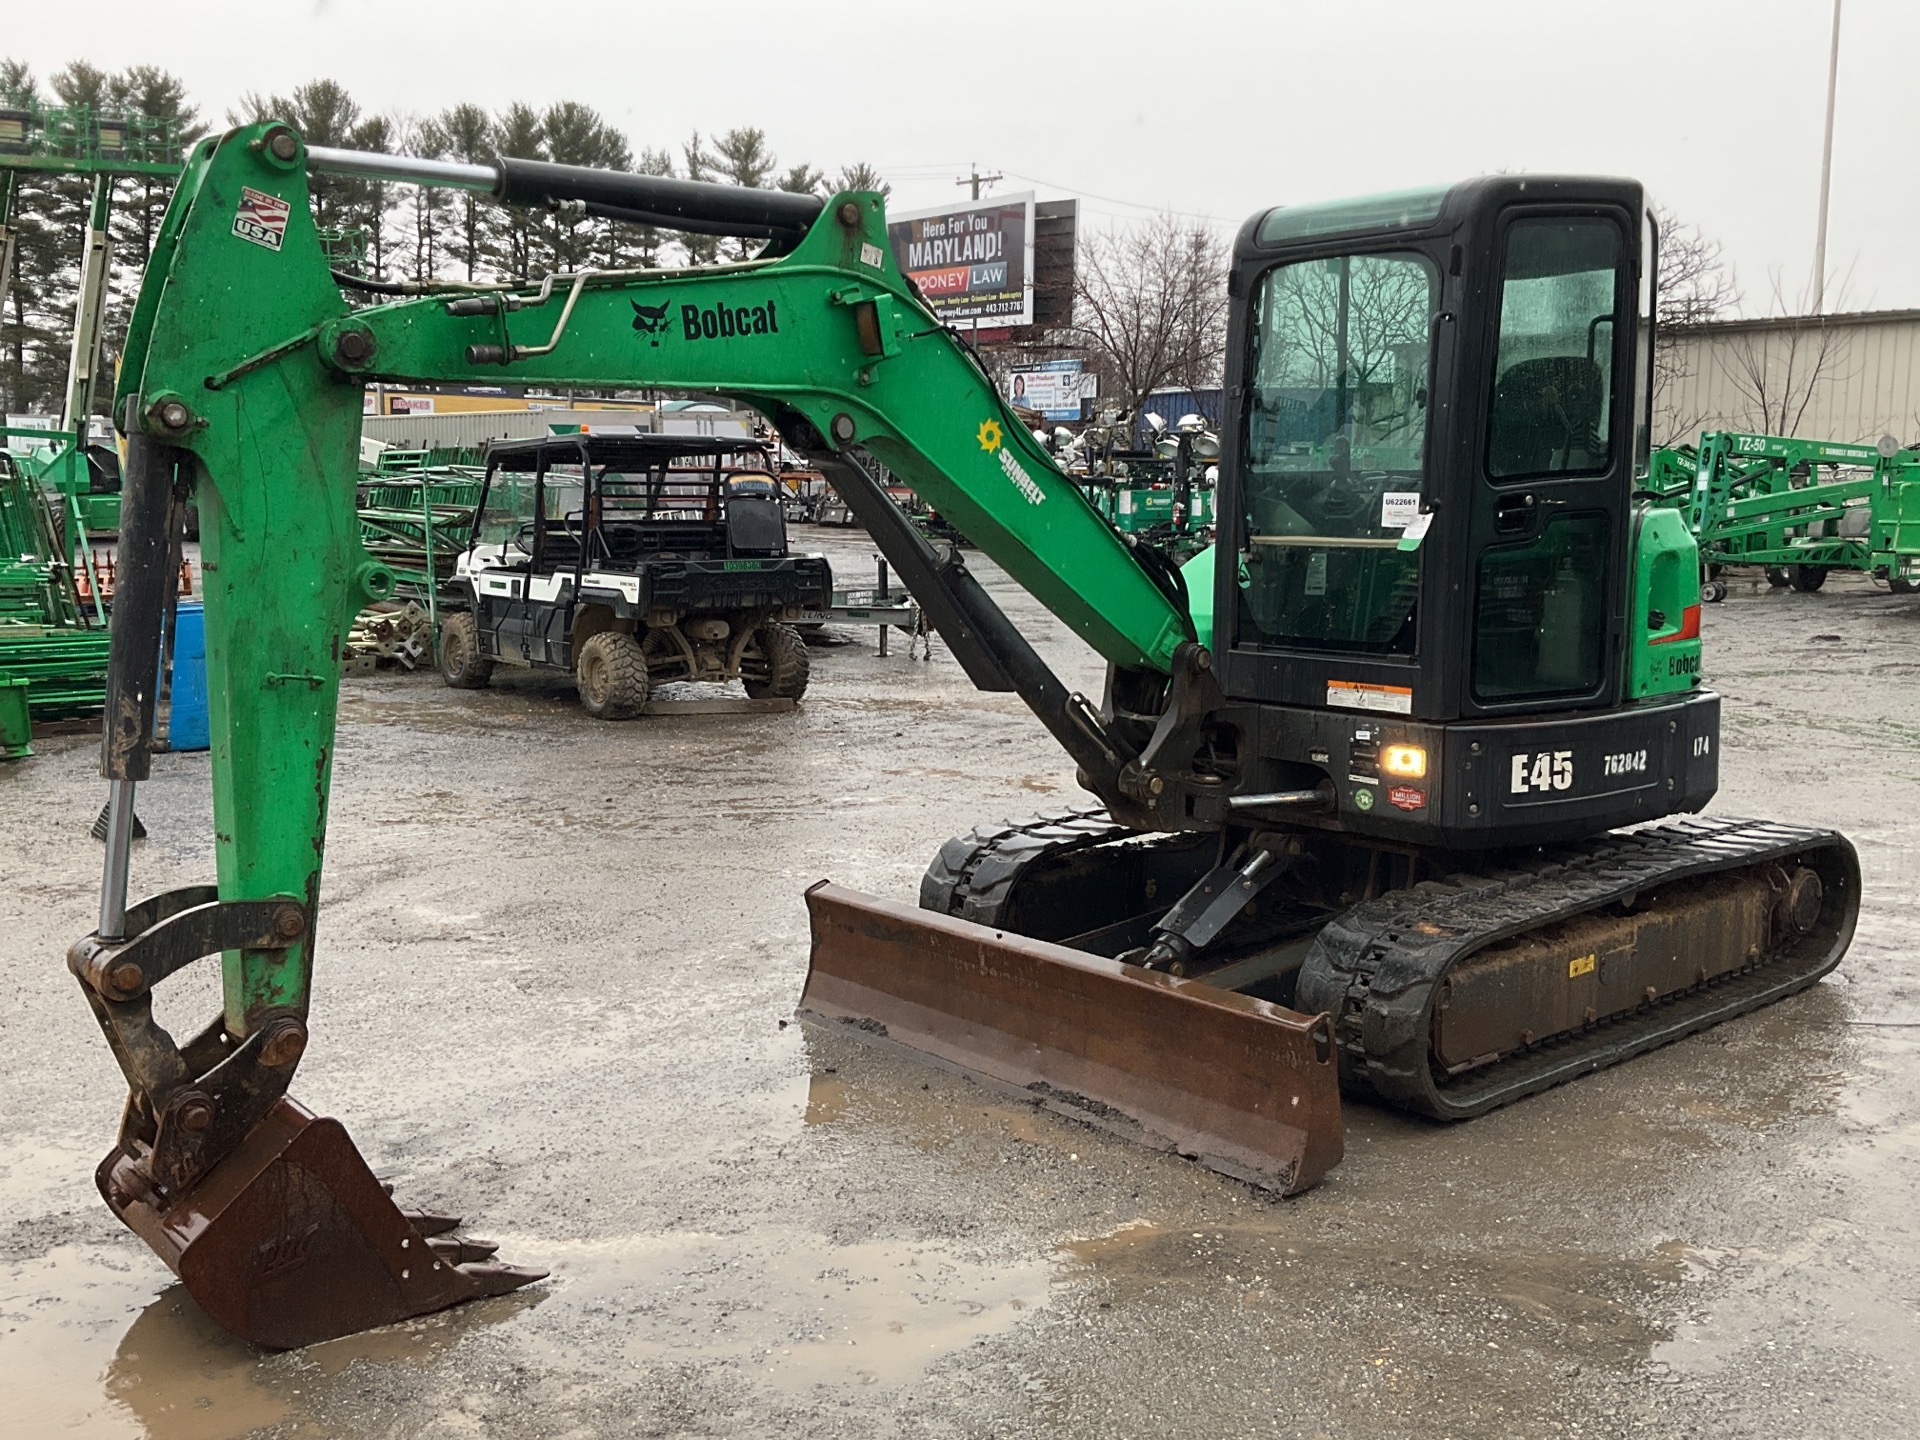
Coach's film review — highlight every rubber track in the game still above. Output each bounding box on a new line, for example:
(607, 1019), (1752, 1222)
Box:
(1293, 815), (1859, 1120)
(923, 810), (1860, 1125)
(919, 803), (1130, 926)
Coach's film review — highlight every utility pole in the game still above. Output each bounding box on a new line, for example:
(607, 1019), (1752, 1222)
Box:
(955, 165), (1004, 361)
(1813, 0), (1843, 313)
(956, 164), (1003, 201)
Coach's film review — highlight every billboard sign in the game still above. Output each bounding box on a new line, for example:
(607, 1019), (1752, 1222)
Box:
(1007, 360), (1097, 422)
(888, 192), (1035, 329)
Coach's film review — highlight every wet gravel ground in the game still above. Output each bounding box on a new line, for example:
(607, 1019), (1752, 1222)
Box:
(1, 534), (1916, 1439)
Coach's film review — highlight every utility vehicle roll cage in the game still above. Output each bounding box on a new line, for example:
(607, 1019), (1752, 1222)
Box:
(471, 433), (790, 577)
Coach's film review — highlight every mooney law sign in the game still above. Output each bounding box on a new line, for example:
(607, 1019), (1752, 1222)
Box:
(887, 193), (1035, 329)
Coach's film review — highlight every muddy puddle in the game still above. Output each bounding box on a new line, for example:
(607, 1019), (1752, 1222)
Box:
(0, 1246), (286, 1440)
(514, 1227), (1048, 1394)
(801, 1069), (1052, 1149)
(0, 1224), (1052, 1436)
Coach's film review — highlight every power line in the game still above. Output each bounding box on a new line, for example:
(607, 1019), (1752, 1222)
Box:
(883, 162), (1235, 229)
(996, 169), (1231, 226)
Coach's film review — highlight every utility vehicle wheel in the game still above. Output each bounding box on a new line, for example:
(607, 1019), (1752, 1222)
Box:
(576, 631), (651, 719)
(1891, 577), (1919, 595)
(438, 612), (493, 689)
(743, 622), (810, 700)
(1789, 564), (1828, 593)
(1765, 566), (1792, 588)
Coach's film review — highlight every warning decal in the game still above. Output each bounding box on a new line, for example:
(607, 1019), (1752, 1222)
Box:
(1327, 680), (1413, 715)
(233, 186), (292, 252)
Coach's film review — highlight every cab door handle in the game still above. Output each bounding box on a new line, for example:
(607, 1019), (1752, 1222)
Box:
(1494, 491), (1536, 535)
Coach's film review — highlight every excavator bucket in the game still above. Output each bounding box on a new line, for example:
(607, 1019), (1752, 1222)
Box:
(97, 1098), (544, 1350)
(800, 883), (1344, 1194)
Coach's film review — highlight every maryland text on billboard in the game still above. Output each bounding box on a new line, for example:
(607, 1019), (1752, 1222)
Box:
(887, 192), (1036, 329)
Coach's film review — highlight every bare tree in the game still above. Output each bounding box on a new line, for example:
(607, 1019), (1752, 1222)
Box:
(1071, 212), (1229, 416)
(1718, 268), (1855, 437)
(1650, 204), (1740, 443)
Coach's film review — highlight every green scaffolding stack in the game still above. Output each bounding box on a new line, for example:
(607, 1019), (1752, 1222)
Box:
(0, 448), (108, 719)
(357, 467), (486, 598)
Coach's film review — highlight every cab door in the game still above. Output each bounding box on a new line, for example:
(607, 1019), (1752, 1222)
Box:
(1464, 205), (1638, 717)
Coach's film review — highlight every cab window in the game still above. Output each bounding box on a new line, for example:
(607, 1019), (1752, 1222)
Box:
(1486, 219), (1623, 480)
(1237, 251), (1438, 655)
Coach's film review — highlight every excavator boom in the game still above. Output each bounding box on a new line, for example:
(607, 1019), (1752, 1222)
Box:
(84, 123), (1341, 1346)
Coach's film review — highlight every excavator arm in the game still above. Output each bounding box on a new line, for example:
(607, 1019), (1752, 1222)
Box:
(79, 124), (1336, 1347)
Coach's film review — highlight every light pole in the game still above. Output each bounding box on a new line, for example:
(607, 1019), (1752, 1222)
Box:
(1813, 0), (1843, 313)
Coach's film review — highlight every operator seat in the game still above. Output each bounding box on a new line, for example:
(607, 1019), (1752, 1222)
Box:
(1489, 356), (1604, 476)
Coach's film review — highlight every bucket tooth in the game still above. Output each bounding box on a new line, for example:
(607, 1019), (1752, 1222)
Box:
(401, 1210), (464, 1237)
(454, 1260), (550, 1297)
(800, 881), (1344, 1195)
(428, 1235), (502, 1264)
(100, 1097), (545, 1349)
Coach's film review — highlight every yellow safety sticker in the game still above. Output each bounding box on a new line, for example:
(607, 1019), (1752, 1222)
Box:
(1568, 954), (1597, 979)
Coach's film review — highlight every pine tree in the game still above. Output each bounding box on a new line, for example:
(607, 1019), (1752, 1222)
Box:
(828, 162), (891, 199)
(435, 103), (494, 281)
(399, 115), (453, 283)
(707, 128), (777, 261)
(678, 131), (721, 265)
(777, 163), (824, 197)
(101, 65), (202, 396)
(622, 148), (676, 268)
(233, 80), (366, 231)
(348, 112), (394, 279)
(0, 60), (64, 413)
(541, 100), (628, 274)
(485, 103), (545, 282)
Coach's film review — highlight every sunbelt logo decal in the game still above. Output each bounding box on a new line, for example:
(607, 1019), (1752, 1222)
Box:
(976, 419), (1046, 506)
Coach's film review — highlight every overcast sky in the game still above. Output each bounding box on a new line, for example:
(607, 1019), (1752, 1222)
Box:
(7, 0), (1910, 313)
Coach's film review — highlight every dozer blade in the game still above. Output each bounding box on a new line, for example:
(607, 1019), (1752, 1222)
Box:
(800, 882), (1343, 1194)
(98, 1097), (545, 1350)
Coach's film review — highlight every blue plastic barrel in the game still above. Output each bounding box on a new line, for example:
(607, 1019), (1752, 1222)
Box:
(168, 602), (210, 752)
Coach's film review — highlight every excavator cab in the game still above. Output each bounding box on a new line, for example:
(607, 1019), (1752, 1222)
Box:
(1191, 178), (1718, 849)
(1225, 180), (1642, 713)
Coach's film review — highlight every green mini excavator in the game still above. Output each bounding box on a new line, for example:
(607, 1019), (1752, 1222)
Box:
(76, 123), (1857, 1348)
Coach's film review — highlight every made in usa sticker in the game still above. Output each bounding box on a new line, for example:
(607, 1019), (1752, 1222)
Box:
(232, 186), (291, 252)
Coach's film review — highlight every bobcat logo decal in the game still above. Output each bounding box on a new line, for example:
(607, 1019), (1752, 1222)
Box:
(631, 300), (671, 347)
